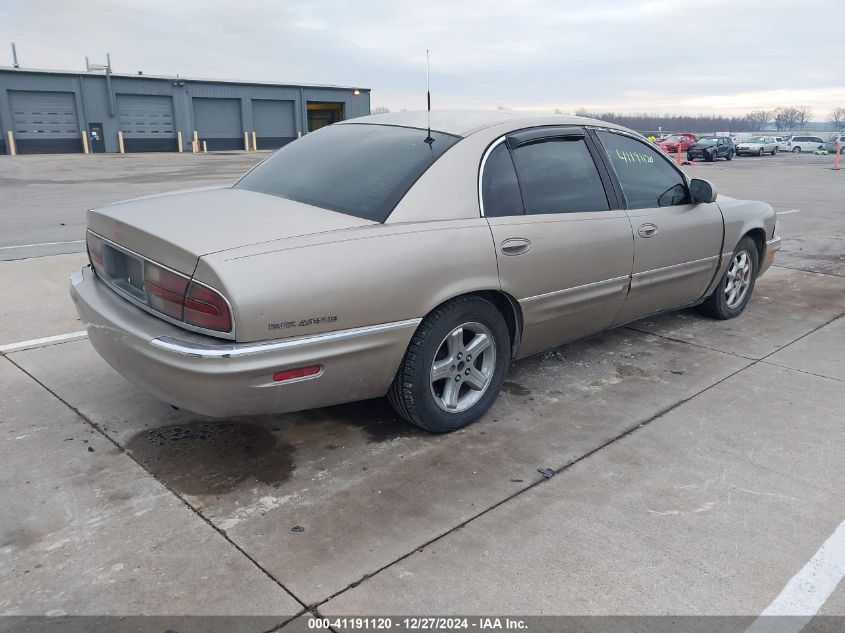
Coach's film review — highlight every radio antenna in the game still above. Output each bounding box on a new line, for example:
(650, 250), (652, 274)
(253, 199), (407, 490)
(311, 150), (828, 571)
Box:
(425, 49), (434, 144)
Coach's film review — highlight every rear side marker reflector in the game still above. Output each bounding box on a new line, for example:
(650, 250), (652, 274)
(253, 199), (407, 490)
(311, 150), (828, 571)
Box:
(273, 366), (322, 382)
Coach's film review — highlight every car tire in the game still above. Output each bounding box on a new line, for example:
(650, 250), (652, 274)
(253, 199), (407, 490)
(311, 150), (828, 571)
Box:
(725, 151), (733, 161)
(388, 295), (511, 433)
(792, 146), (801, 153)
(757, 148), (764, 156)
(706, 150), (715, 162)
(687, 155), (694, 162)
(699, 236), (759, 320)
(772, 147), (778, 155)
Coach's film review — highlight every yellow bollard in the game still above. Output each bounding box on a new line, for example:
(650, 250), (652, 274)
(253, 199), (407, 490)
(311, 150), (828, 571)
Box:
(81, 131), (89, 154)
(252, 131), (257, 151)
(192, 131), (199, 154)
(244, 131), (250, 151)
(6, 131), (16, 156)
(177, 131), (183, 153)
(117, 131), (125, 154)
(203, 141), (208, 153)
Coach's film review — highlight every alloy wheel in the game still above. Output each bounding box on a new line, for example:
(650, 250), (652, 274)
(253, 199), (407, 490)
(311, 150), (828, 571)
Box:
(430, 322), (496, 412)
(725, 250), (752, 309)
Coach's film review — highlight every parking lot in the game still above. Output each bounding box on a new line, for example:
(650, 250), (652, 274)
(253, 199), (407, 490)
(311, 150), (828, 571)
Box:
(1, 150), (844, 629)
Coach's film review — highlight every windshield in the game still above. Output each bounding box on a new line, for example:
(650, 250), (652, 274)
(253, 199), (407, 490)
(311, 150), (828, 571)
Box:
(665, 135), (687, 142)
(697, 138), (719, 146)
(235, 124), (459, 222)
(747, 136), (767, 143)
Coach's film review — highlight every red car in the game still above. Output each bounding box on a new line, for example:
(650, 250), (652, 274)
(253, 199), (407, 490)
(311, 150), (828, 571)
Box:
(659, 133), (698, 153)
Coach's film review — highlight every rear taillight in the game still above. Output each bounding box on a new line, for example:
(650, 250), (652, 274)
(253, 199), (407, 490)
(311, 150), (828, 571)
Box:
(86, 231), (105, 274)
(144, 262), (189, 320)
(184, 281), (232, 332)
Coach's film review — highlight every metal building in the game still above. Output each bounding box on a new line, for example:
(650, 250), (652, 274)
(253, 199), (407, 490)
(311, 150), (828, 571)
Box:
(0, 66), (370, 155)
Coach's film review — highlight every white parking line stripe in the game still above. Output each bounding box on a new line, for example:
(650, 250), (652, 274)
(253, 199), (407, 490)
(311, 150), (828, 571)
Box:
(0, 240), (85, 251)
(0, 331), (88, 354)
(777, 209), (801, 215)
(745, 518), (845, 633)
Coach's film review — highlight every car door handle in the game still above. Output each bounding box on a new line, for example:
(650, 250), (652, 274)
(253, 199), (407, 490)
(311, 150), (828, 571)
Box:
(638, 223), (658, 238)
(500, 238), (532, 256)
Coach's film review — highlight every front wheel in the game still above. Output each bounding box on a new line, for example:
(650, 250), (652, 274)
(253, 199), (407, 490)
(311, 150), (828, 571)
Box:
(792, 146), (801, 153)
(699, 236), (759, 320)
(725, 151), (733, 161)
(772, 147), (778, 155)
(757, 148), (764, 156)
(388, 296), (511, 433)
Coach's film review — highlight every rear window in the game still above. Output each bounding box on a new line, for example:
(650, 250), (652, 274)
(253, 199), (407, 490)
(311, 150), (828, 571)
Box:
(235, 124), (459, 222)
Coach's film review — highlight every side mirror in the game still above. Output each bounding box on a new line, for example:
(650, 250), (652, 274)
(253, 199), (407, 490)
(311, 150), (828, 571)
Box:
(690, 178), (717, 204)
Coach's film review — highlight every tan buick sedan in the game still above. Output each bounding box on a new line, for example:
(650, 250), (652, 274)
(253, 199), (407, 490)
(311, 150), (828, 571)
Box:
(71, 111), (780, 432)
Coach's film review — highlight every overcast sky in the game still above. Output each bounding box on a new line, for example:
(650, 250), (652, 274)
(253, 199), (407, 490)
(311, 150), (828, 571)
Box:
(2, 0), (844, 117)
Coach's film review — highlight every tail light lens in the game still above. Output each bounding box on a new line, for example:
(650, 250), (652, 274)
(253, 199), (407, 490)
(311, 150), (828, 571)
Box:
(184, 281), (232, 332)
(86, 231), (105, 275)
(144, 262), (189, 320)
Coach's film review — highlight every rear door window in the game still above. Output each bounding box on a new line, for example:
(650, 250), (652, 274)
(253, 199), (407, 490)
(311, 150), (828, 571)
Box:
(508, 137), (609, 214)
(595, 131), (691, 209)
(481, 142), (525, 217)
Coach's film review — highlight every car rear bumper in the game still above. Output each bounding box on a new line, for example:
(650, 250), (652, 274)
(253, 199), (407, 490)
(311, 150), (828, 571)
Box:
(70, 266), (418, 417)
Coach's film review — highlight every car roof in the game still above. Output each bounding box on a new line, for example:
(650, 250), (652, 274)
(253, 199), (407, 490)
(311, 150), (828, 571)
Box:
(340, 109), (630, 137)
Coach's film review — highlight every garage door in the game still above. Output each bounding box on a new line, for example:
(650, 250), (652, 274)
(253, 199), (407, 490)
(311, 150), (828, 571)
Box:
(117, 94), (178, 152)
(193, 98), (242, 150)
(9, 91), (82, 154)
(252, 99), (296, 149)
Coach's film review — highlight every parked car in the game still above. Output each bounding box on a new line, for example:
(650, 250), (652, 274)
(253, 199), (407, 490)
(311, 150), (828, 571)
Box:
(659, 133), (698, 153)
(70, 111), (780, 433)
(824, 134), (845, 154)
(736, 136), (779, 156)
(687, 136), (735, 161)
(775, 136), (791, 151)
(787, 135), (825, 152)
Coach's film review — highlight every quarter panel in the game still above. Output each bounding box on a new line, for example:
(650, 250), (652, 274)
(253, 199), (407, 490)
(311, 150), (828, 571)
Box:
(194, 220), (500, 342)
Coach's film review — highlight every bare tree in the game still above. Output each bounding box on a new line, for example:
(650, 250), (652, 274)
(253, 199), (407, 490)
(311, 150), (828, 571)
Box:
(746, 110), (772, 131)
(773, 106), (796, 131)
(795, 105), (813, 129)
(830, 107), (845, 130)
(371, 106), (390, 115)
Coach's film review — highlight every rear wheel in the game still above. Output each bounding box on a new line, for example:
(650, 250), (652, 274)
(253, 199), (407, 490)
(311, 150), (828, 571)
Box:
(725, 151), (733, 161)
(792, 146), (801, 153)
(388, 296), (510, 433)
(699, 236), (758, 319)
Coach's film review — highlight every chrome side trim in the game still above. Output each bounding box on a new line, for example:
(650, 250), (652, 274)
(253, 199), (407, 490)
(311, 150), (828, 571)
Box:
(478, 136), (508, 218)
(150, 318), (422, 359)
(88, 230), (237, 341)
(519, 275), (630, 304)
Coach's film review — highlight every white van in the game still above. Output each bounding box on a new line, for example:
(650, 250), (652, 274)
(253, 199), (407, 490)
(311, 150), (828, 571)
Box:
(787, 135), (825, 153)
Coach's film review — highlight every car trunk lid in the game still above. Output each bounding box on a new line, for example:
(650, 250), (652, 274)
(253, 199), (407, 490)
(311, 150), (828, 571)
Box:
(88, 187), (375, 274)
